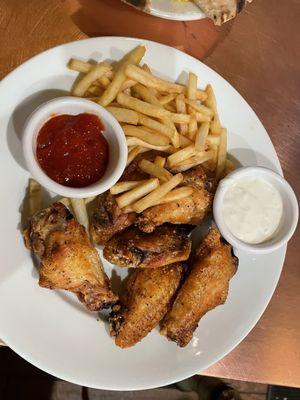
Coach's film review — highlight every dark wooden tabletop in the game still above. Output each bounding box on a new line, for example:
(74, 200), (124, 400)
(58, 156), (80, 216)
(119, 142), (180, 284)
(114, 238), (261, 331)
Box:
(0, 0), (299, 387)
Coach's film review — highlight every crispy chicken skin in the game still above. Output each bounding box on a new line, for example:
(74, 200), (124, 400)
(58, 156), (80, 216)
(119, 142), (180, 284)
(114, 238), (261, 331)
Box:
(23, 202), (117, 311)
(109, 263), (184, 348)
(160, 228), (238, 347)
(103, 225), (192, 268)
(90, 192), (136, 246)
(136, 165), (213, 233)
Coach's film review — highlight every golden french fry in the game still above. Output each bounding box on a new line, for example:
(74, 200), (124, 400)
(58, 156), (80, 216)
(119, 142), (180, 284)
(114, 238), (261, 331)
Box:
(98, 75), (111, 88)
(126, 137), (171, 152)
(85, 196), (96, 205)
(116, 178), (159, 209)
(175, 94), (188, 135)
(205, 84), (221, 135)
(171, 129), (180, 149)
(188, 114), (197, 140)
(203, 144), (218, 171)
(132, 173), (183, 213)
(133, 83), (161, 106)
(117, 92), (169, 119)
(72, 62), (112, 97)
(164, 103), (177, 113)
(206, 134), (220, 146)
(216, 128), (227, 179)
(152, 186), (194, 206)
(123, 125), (170, 146)
(187, 72), (197, 115)
(167, 145), (196, 167)
(126, 146), (142, 167)
(171, 151), (213, 173)
(120, 79), (137, 92)
(195, 121), (210, 151)
(170, 112), (191, 124)
(196, 89), (208, 101)
(70, 198), (89, 231)
(110, 180), (147, 195)
(179, 134), (193, 148)
(154, 156), (166, 168)
(138, 159), (173, 182)
(107, 106), (139, 125)
(159, 94), (176, 105)
(184, 98), (214, 117)
(68, 58), (92, 73)
(28, 179), (42, 216)
(195, 112), (212, 123)
(86, 85), (104, 97)
(138, 113), (174, 139)
(99, 45), (146, 107)
(125, 64), (185, 94)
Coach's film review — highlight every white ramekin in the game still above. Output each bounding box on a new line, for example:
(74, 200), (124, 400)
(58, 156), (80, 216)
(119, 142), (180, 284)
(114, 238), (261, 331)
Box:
(22, 97), (127, 198)
(213, 167), (299, 254)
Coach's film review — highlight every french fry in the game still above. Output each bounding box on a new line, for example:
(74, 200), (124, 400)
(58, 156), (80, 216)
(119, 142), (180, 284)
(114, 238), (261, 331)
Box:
(203, 144), (218, 171)
(179, 134), (193, 147)
(133, 83), (161, 106)
(117, 92), (169, 119)
(175, 94), (188, 135)
(195, 112), (212, 123)
(126, 146), (142, 166)
(110, 180), (147, 195)
(126, 137), (171, 152)
(187, 72), (197, 102)
(28, 179), (42, 216)
(120, 79), (137, 92)
(171, 151), (213, 172)
(138, 113), (174, 139)
(123, 125), (170, 146)
(99, 45), (146, 107)
(138, 159), (173, 182)
(116, 178), (159, 209)
(159, 94), (176, 105)
(205, 84), (221, 135)
(59, 197), (70, 208)
(188, 114), (197, 140)
(164, 103), (177, 113)
(195, 121), (210, 151)
(125, 64), (185, 94)
(85, 196), (96, 205)
(70, 198), (89, 231)
(86, 85), (104, 97)
(170, 112), (191, 124)
(206, 134), (220, 146)
(68, 58), (92, 73)
(152, 186), (194, 206)
(98, 75), (111, 88)
(196, 89), (208, 101)
(167, 145), (196, 167)
(216, 128), (227, 179)
(72, 62), (112, 97)
(131, 173), (183, 213)
(154, 156), (166, 168)
(184, 98), (214, 117)
(223, 158), (236, 177)
(107, 106), (139, 125)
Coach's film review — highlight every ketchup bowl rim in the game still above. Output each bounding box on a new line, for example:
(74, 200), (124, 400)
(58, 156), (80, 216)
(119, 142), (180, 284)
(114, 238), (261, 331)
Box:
(22, 96), (127, 198)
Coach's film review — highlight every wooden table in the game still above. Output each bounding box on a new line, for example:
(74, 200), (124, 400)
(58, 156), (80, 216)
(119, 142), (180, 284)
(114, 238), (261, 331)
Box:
(0, 0), (299, 388)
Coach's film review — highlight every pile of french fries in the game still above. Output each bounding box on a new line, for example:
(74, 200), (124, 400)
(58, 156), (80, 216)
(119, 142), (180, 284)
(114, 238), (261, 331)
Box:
(63, 45), (235, 222)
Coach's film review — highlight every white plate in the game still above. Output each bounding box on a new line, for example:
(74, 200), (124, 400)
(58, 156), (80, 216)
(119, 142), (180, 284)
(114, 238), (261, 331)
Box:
(0, 37), (285, 391)
(127, 0), (205, 21)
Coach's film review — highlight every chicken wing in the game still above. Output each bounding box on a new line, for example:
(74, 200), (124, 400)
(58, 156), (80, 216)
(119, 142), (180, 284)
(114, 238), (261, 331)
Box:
(103, 225), (192, 268)
(160, 228), (238, 347)
(23, 202), (118, 311)
(136, 165), (213, 233)
(109, 263), (184, 348)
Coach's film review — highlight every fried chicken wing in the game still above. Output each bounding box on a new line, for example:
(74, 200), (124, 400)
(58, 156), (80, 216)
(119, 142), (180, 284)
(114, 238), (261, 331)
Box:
(109, 263), (184, 348)
(160, 228), (238, 347)
(90, 192), (136, 245)
(23, 202), (117, 311)
(103, 225), (192, 268)
(136, 165), (213, 233)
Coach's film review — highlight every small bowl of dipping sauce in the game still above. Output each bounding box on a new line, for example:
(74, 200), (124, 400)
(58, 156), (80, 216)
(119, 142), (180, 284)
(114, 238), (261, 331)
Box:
(213, 167), (298, 253)
(22, 96), (127, 198)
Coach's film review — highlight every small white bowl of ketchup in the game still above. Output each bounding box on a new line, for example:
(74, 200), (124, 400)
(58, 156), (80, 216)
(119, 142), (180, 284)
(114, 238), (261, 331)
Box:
(22, 96), (127, 198)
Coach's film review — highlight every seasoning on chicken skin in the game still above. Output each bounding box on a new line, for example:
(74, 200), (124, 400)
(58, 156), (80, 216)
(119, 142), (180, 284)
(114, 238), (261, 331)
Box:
(109, 263), (184, 348)
(23, 202), (117, 311)
(160, 228), (238, 347)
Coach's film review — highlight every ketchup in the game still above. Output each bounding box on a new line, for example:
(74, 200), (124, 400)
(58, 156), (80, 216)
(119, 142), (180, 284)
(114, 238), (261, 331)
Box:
(36, 113), (109, 188)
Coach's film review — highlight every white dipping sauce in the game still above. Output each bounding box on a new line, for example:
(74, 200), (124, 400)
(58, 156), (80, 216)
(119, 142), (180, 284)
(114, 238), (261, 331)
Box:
(222, 176), (283, 244)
